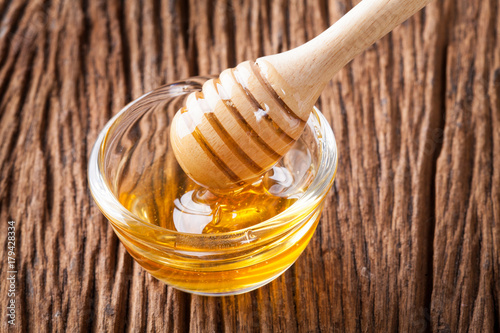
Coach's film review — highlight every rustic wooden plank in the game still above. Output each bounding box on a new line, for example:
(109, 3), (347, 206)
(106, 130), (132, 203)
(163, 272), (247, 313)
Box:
(312, 0), (449, 331)
(431, 0), (500, 331)
(0, 0), (498, 332)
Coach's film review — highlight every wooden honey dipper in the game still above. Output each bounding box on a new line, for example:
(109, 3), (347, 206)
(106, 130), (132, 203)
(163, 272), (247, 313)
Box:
(171, 0), (433, 191)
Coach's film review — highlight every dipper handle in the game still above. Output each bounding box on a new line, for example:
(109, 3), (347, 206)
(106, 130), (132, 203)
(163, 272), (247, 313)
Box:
(171, 0), (434, 191)
(257, 0), (434, 118)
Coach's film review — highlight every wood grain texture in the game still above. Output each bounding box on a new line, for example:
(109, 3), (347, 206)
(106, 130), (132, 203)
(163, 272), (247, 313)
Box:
(0, 0), (498, 332)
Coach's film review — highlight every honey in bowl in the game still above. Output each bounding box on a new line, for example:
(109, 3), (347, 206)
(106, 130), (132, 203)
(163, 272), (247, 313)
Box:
(89, 77), (337, 295)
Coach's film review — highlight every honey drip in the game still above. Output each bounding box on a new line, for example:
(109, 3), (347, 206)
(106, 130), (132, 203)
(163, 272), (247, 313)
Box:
(118, 139), (314, 234)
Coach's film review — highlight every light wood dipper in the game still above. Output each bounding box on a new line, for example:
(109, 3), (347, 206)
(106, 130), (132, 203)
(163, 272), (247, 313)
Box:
(170, 0), (433, 191)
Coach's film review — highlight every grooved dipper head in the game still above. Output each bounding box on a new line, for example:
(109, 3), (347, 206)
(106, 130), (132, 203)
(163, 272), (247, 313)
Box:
(170, 61), (310, 191)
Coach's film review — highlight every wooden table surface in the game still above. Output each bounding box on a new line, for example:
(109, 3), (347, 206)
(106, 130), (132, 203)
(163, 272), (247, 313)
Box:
(1, 0), (499, 332)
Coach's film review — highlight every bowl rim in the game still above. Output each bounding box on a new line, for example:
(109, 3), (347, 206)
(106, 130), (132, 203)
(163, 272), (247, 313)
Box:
(88, 81), (338, 243)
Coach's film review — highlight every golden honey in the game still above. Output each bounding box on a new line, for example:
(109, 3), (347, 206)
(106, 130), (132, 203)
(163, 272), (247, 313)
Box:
(113, 135), (319, 293)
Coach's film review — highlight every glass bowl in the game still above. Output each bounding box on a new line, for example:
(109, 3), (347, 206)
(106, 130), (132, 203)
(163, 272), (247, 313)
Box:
(88, 77), (338, 296)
